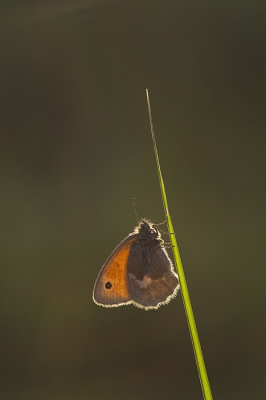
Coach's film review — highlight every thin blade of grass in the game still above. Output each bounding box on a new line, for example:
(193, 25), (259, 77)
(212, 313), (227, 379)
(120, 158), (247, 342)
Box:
(146, 89), (213, 400)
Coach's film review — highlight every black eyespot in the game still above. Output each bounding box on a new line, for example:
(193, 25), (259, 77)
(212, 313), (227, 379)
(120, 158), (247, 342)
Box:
(105, 282), (112, 289)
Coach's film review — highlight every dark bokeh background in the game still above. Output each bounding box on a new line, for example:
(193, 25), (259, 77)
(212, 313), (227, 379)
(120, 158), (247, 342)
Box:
(1, 1), (266, 399)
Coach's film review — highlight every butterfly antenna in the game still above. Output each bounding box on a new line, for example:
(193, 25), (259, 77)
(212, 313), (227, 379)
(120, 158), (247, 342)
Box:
(132, 198), (139, 224)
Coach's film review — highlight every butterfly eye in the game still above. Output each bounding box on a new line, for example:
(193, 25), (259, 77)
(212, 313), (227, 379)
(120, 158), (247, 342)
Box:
(105, 282), (112, 289)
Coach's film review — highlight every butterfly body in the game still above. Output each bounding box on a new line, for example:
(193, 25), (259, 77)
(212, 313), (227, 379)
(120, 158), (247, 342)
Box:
(93, 219), (179, 310)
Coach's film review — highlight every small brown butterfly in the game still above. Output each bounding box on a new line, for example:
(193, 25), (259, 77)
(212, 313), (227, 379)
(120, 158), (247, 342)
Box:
(93, 219), (179, 310)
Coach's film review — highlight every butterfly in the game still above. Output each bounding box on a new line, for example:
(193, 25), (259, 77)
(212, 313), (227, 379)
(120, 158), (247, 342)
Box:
(93, 219), (179, 310)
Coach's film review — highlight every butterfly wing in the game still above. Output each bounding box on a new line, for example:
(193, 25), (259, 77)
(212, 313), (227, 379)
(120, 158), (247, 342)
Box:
(93, 235), (137, 307)
(127, 242), (179, 310)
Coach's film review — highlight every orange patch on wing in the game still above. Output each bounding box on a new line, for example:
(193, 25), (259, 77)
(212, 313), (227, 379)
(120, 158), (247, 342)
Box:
(93, 240), (134, 305)
(103, 242), (131, 299)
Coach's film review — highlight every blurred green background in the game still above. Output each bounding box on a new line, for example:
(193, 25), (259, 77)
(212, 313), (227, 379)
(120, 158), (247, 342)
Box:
(0, 1), (266, 399)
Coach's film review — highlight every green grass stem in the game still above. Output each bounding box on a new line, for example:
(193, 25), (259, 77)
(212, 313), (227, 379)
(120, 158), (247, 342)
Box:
(146, 89), (213, 400)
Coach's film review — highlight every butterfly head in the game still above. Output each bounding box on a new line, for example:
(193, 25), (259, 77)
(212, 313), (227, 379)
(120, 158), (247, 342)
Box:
(134, 219), (163, 244)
